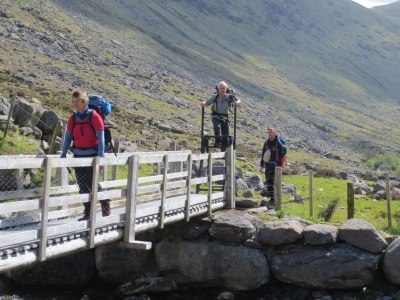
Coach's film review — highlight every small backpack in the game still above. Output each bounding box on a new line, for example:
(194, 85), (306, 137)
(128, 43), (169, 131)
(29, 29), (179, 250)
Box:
(278, 137), (287, 167)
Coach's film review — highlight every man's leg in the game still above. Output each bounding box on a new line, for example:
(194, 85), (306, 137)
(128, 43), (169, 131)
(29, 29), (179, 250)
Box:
(212, 117), (221, 146)
(220, 119), (230, 151)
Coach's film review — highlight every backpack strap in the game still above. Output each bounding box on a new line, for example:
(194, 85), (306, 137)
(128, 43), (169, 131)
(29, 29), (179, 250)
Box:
(212, 93), (229, 121)
(72, 109), (96, 138)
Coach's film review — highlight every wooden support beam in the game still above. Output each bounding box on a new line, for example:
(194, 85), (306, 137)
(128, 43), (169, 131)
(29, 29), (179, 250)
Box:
(159, 154), (168, 229)
(118, 241), (152, 250)
(274, 167), (282, 211)
(124, 155), (139, 243)
(39, 156), (52, 261)
(208, 152), (213, 215)
(185, 154), (192, 222)
(225, 145), (235, 209)
(89, 156), (100, 249)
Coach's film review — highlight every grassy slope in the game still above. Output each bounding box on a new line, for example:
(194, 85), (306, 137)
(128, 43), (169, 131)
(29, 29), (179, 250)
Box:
(50, 0), (400, 153)
(2, 0), (400, 164)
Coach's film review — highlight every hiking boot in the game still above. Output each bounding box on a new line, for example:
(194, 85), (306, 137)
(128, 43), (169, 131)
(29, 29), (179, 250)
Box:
(78, 215), (90, 221)
(102, 202), (110, 217)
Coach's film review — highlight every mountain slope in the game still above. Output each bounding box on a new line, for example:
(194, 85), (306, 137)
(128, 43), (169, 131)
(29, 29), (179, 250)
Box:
(1, 0), (400, 166)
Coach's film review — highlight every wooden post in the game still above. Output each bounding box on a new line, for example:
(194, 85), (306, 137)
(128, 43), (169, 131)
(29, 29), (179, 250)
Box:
(208, 152), (213, 215)
(112, 139), (120, 180)
(124, 155), (139, 243)
(56, 150), (68, 210)
(89, 156), (100, 249)
(60, 120), (67, 150)
(185, 153), (192, 221)
(159, 154), (168, 229)
(309, 171), (313, 217)
(39, 156), (52, 261)
(386, 173), (392, 228)
(3, 93), (16, 139)
(347, 182), (355, 219)
(225, 145), (235, 209)
(48, 120), (62, 155)
(274, 167), (282, 210)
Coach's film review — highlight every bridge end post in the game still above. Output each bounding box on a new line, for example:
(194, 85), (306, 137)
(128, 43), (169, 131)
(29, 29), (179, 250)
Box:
(225, 145), (235, 209)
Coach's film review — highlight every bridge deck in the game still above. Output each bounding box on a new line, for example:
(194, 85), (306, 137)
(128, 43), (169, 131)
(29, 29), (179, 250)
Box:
(0, 149), (235, 272)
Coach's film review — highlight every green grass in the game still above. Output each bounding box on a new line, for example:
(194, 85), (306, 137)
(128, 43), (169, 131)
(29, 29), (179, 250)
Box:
(280, 174), (400, 234)
(0, 131), (40, 155)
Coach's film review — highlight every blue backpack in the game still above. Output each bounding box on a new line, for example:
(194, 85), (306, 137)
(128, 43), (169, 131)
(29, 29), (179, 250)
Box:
(88, 95), (112, 116)
(279, 137), (287, 157)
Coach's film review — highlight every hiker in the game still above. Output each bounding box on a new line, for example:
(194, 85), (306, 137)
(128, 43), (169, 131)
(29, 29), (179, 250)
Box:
(201, 81), (241, 151)
(60, 89), (110, 221)
(260, 127), (284, 205)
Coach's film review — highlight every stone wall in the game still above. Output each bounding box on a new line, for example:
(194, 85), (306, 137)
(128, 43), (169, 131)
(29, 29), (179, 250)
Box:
(6, 207), (400, 299)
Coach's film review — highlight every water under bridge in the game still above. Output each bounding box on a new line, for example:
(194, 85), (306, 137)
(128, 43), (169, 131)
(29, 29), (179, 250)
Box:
(0, 147), (236, 273)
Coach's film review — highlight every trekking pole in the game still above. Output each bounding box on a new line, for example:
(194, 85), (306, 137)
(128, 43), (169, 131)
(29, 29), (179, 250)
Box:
(109, 142), (117, 157)
(233, 105), (237, 150)
(201, 107), (205, 153)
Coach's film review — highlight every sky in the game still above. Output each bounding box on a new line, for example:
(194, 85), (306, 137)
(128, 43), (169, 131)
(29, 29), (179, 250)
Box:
(352, 0), (397, 8)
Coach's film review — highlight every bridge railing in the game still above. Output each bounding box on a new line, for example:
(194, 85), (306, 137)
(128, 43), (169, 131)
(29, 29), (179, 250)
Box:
(0, 147), (235, 268)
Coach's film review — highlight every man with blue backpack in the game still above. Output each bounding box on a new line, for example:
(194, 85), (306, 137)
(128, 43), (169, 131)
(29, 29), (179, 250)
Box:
(259, 127), (286, 205)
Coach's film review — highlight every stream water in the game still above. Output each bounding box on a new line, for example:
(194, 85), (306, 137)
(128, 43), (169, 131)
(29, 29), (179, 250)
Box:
(1, 270), (399, 300)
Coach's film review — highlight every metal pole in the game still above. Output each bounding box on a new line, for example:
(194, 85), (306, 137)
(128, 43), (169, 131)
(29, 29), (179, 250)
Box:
(201, 107), (204, 144)
(233, 106), (237, 150)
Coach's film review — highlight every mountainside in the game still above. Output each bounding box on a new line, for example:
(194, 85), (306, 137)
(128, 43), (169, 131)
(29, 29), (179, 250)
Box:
(1, 0), (400, 167)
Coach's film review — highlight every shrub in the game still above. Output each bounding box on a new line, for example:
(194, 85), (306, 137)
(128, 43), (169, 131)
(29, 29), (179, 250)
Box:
(317, 197), (341, 221)
(316, 167), (334, 177)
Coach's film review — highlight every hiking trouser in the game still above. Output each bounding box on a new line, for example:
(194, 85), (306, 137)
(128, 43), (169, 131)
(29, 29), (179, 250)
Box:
(212, 117), (229, 151)
(74, 152), (110, 216)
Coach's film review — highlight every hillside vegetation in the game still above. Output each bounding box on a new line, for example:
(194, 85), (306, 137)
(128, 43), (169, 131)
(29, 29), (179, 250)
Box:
(1, 0), (400, 169)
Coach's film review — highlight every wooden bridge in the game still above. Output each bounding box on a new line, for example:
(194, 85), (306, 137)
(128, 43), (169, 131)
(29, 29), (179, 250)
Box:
(0, 147), (235, 273)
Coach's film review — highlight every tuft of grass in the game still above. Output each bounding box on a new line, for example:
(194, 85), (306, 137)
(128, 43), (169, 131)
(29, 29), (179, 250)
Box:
(317, 197), (341, 222)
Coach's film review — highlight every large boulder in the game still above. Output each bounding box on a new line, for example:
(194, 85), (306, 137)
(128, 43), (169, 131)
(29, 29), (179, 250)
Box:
(38, 110), (60, 135)
(12, 98), (44, 127)
(0, 94), (11, 116)
(383, 236), (400, 285)
(209, 212), (256, 243)
(155, 240), (270, 291)
(338, 219), (387, 253)
(246, 174), (264, 191)
(271, 243), (381, 289)
(258, 220), (304, 246)
(95, 243), (152, 284)
(303, 224), (338, 245)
